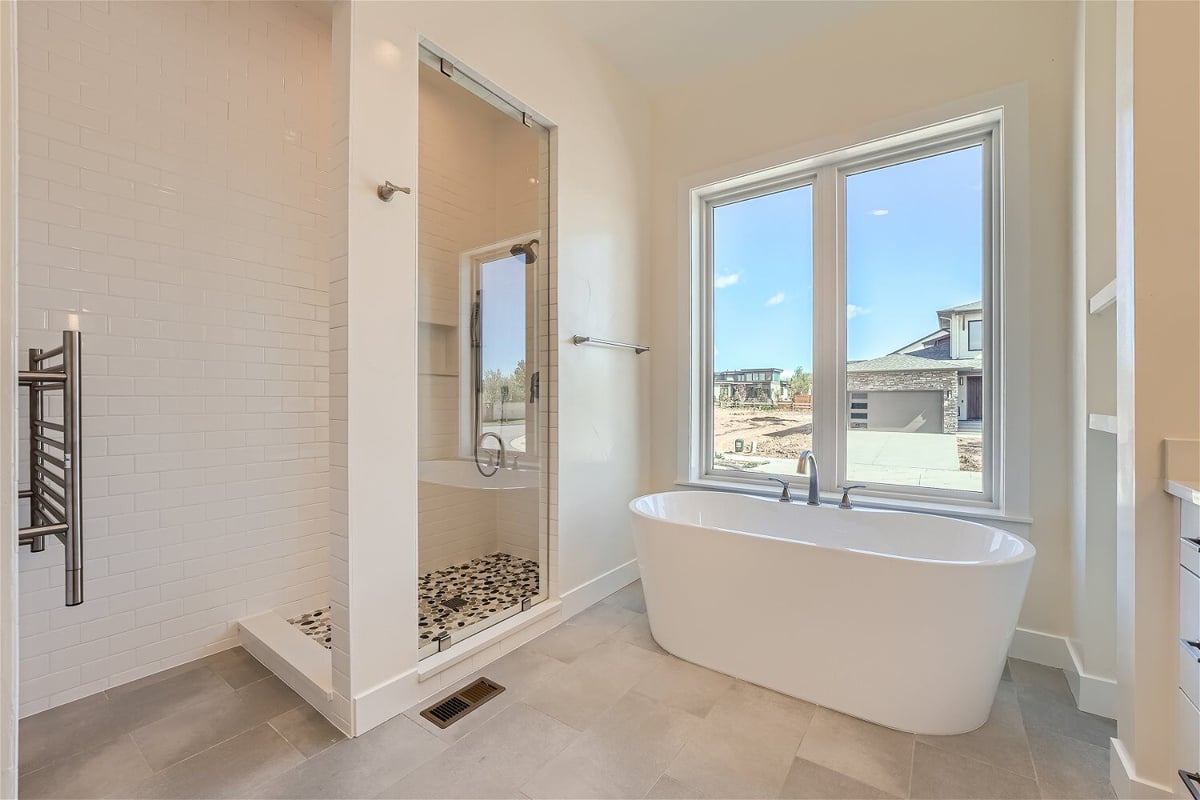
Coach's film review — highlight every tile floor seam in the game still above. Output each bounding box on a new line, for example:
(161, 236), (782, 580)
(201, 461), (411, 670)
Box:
(916, 727), (1036, 779)
(133, 719), (287, 785)
(123, 730), (156, 778)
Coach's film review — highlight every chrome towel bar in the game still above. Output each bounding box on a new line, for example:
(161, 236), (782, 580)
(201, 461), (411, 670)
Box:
(571, 335), (650, 355)
(17, 330), (83, 606)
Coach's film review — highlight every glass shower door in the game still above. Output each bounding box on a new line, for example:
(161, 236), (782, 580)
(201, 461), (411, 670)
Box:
(416, 51), (550, 660)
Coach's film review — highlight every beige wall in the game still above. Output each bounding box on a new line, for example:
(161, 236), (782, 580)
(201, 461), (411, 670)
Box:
(1113, 0), (1200, 791)
(649, 0), (1077, 637)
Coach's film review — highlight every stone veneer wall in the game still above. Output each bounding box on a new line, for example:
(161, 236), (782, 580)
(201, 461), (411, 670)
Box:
(847, 370), (960, 434)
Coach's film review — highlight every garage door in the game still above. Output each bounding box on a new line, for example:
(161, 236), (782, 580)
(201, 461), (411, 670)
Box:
(861, 391), (943, 433)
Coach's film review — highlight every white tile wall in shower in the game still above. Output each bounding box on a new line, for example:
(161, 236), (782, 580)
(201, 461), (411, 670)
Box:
(15, 0), (333, 715)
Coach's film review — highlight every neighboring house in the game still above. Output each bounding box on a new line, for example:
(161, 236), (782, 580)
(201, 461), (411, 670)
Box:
(715, 368), (786, 404)
(846, 301), (983, 434)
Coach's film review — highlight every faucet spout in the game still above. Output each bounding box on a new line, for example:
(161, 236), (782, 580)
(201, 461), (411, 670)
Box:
(799, 450), (820, 506)
(477, 431), (506, 476)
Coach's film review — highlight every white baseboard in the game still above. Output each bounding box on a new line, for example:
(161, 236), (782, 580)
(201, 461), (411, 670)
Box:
(1110, 737), (1177, 799)
(1064, 638), (1118, 719)
(350, 601), (563, 736)
(560, 558), (640, 619)
(1008, 627), (1117, 718)
(1009, 627), (1073, 669)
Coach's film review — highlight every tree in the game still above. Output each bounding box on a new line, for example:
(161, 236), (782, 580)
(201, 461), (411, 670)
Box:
(510, 360), (527, 402)
(790, 366), (812, 396)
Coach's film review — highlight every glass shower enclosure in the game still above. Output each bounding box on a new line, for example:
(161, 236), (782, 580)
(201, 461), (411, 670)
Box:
(415, 49), (550, 659)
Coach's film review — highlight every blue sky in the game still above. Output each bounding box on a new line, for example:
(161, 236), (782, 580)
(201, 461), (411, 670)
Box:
(713, 145), (983, 373)
(481, 254), (528, 373)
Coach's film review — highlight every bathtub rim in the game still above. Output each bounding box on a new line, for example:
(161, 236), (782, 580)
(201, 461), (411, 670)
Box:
(630, 489), (1036, 568)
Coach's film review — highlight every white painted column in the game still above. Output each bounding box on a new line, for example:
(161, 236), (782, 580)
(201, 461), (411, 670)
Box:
(331, 1), (421, 735)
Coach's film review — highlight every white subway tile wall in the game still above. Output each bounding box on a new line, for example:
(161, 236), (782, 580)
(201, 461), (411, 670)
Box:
(15, 0), (333, 715)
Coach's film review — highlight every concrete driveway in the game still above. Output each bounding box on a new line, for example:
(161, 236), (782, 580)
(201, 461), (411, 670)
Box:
(847, 430), (958, 469)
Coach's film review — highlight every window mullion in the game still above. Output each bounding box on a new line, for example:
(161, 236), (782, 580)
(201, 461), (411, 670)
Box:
(812, 164), (841, 494)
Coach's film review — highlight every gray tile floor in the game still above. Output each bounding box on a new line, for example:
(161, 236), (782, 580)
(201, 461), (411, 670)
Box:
(19, 581), (1117, 799)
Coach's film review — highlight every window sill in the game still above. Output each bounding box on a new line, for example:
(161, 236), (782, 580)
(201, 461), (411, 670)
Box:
(674, 477), (1033, 526)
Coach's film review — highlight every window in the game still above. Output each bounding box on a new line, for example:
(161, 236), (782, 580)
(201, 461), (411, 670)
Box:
(459, 238), (538, 459)
(707, 182), (813, 478)
(967, 319), (982, 351)
(693, 113), (999, 504)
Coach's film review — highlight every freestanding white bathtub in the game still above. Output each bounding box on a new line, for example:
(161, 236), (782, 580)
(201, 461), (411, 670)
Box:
(630, 491), (1035, 735)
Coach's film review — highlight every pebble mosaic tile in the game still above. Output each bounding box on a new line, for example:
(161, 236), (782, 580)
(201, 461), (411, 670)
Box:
(287, 552), (540, 650)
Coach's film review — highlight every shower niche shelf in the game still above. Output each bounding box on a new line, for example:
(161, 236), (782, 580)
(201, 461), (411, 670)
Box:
(419, 321), (459, 377)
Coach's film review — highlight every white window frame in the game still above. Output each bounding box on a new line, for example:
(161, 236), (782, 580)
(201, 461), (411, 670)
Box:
(457, 232), (541, 460)
(685, 107), (1018, 515)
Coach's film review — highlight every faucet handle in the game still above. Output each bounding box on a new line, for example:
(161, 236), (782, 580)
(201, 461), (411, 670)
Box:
(766, 477), (791, 503)
(839, 485), (867, 509)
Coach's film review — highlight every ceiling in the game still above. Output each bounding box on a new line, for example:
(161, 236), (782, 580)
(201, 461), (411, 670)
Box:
(549, 1), (882, 95)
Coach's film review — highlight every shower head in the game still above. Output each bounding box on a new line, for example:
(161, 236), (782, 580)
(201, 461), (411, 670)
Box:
(510, 239), (539, 264)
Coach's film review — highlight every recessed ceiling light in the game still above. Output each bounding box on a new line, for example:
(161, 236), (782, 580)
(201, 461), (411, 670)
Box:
(871, 209), (889, 216)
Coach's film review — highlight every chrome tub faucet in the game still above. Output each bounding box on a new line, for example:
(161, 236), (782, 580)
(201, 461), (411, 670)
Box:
(799, 450), (820, 506)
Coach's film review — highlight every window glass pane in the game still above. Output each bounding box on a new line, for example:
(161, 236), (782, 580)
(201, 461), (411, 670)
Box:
(711, 185), (813, 479)
(844, 145), (985, 493)
(480, 254), (529, 454)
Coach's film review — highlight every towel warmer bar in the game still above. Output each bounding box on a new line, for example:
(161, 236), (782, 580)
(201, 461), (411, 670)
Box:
(17, 330), (83, 606)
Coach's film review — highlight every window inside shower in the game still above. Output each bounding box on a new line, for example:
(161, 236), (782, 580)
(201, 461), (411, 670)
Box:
(416, 49), (551, 660)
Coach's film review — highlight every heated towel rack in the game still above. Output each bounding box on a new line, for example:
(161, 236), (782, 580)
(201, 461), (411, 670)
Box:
(18, 330), (83, 606)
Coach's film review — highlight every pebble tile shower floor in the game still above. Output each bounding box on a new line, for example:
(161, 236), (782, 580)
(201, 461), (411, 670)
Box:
(19, 581), (1116, 800)
(287, 552), (541, 650)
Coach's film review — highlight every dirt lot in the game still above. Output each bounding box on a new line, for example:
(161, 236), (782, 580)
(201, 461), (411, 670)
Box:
(713, 407), (813, 459)
(957, 436), (983, 472)
(714, 405), (983, 474)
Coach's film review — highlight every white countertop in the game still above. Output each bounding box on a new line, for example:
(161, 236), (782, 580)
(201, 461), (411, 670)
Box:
(1166, 479), (1200, 506)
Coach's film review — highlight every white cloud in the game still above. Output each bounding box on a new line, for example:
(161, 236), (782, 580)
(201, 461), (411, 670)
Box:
(870, 209), (889, 216)
(714, 272), (741, 289)
(847, 304), (869, 320)
(766, 293), (785, 306)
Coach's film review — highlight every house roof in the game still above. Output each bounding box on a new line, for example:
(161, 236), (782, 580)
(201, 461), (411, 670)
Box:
(714, 368), (782, 376)
(937, 300), (983, 315)
(893, 329), (951, 355)
(848, 342), (981, 373)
